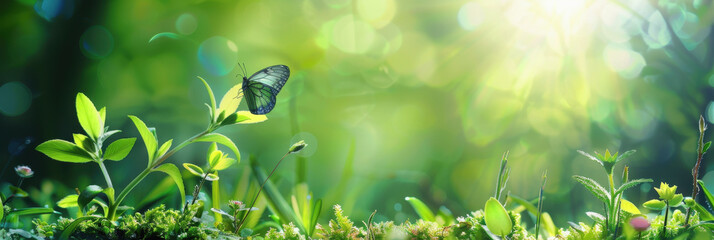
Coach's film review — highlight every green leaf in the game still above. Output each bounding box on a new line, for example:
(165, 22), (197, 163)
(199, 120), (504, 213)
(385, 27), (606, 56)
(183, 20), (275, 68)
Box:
(220, 113), (238, 126)
(484, 197), (513, 236)
(217, 83), (242, 118)
(208, 150), (222, 169)
(615, 178), (653, 196)
(615, 149), (636, 163)
(192, 133), (240, 162)
(128, 115), (158, 165)
(157, 139), (173, 158)
(183, 163), (204, 177)
(620, 199), (641, 214)
(76, 93), (103, 140)
(8, 207), (59, 217)
(586, 211), (605, 223)
(59, 216), (98, 240)
(198, 76), (216, 121)
(573, 175), (610, 204)
(103, 138), (136, 161)
(151, 163), (186, 209)
(507, 195), (538, 216)
(309, 199), (322, 237)
(698, 180), (714, 209)
(234, 111), (268, 124)
(577, 150), (604, 167)
(78, 185), (103, 211)
(57, 194), (79, 208)
(692, 202), (714, 221)
(0, 195), (4, 220)
(72, 134), (94, 153)
(99, 107), (106, 124)
(404, 196), (435, 222)
(213, 157), (236, 171)
(643, 199), (666, 210)
(205, 173), (219, 181)
(9, 186), (28, 198)
(36, 139), (94, 163)
(704, 141), (712, 153)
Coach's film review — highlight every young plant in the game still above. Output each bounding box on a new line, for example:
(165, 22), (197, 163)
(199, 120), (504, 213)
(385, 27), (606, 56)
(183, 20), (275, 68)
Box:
(184, 142), (237, 225)
(236, 140), (308, 232)
(643, 182), (684, 238)
(35, 77), (265, 224)
(494, 151), (510, 203)
(404, 196), (455, 226)
(574, 149), (652, 237)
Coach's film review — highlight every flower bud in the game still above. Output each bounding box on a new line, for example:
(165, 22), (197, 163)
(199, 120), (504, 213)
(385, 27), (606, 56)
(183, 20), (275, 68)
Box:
(14, 165), (33, 178)
(629, 216), (650, 232)
(288, 140), (307, 154)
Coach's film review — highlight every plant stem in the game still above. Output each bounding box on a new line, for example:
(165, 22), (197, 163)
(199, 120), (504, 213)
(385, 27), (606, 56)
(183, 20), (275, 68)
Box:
(662, 202), (670, 240)
(190, 172), (211, 206)
(2, 178), (24, 205)
(685, 116), (707, 226)
(608, 172), (616, 234)
(236, 152), (290, 232)
(107, 130), (209, 220)
(97, 160), (114, 190)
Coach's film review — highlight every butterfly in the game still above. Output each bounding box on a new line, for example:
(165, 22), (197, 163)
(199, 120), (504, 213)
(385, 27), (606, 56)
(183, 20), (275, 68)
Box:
(238, 64), (290, 115)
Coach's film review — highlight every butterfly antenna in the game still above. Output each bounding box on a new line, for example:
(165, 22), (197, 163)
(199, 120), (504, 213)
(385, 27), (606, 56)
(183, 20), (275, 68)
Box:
(242, 63), (248, 77)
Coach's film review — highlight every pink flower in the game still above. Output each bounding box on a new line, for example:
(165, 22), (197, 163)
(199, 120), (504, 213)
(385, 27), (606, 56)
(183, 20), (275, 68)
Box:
(14, 165), (33, 178)
(229, 200), (244, 207)
(629, 216), (650, 232)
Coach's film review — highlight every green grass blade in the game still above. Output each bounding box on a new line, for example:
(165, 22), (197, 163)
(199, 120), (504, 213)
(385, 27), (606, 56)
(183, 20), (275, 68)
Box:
(404, 196), (435, 222)
(59, 216), (98, 240)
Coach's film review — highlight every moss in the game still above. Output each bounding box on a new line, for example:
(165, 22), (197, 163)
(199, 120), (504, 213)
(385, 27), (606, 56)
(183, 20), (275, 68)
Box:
(264, 223), (306, 240)
(33, 204), (217, 239)
(450, 210), (532, 240)
(315, 205), (366, 239)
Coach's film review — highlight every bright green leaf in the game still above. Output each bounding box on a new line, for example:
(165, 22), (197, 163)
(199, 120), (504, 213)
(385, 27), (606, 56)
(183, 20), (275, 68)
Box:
(8, 207), (59, 217)
(206, 173), (219, 181)
(235, 111), (268, 124)
(103, 188), (115, 203)
(192, 133), (240, 162)
(217, 83), (242, 117)
(615, 178), (653, 196)
(541, 212), (556, 237)
(404, 196), (435, 222)
(208, 150), (222, 169)
(128, 115), (158, 165)
(152, 163), (186, 208)
(36, 139), (94, 163)
(78, 185), (103, 211)
(98, 107), (106, 125)
(72, 134), (94, 153)
(104, 138), (136, 161)
(0, 196), (3, 220)
(704, 141), (712, 153)
(76, 93), (103, 140)
(213, 157), (236, 171)
(310, 199), (322, 236)
(692, 202), (714, 221)
(671, 194), (684, 206)
(484, 197), (513, 236)
(157, 139), (173, 158)
(198, 76), (216, 120)
(643, 199), (666, 210)
(57, 194), (79, 208)
(698, 180), (714, 209)
(206, 142), (217, 161)
(620, 199), (641, 214)
(183, 163), (204, 177)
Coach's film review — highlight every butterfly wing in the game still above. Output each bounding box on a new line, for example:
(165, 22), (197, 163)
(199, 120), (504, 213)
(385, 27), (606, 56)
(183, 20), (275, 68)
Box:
(242, 65), (290, 114)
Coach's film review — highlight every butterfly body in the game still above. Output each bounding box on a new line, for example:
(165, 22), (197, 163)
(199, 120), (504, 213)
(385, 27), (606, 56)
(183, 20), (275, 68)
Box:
(241, 65), (290, 115)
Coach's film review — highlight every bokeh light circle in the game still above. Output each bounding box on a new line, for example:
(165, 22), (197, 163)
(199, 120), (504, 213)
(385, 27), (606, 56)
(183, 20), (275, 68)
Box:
(198, 36), (238, 76)
(356, 0), (396, 28)
(0, 81), (32, 117)
(176, 13), (197, 35)
(331, 15), (376, 54)
(457, 1), (484, 31)
(603, 44), (646, 79)
(80, 25), (114, 59)
(34, 0), (73, 21)
(290, 132), (318, 157)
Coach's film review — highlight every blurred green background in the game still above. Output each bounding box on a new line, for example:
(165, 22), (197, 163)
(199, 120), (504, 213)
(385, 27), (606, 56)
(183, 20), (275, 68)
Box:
(2, 0), (714, 228)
